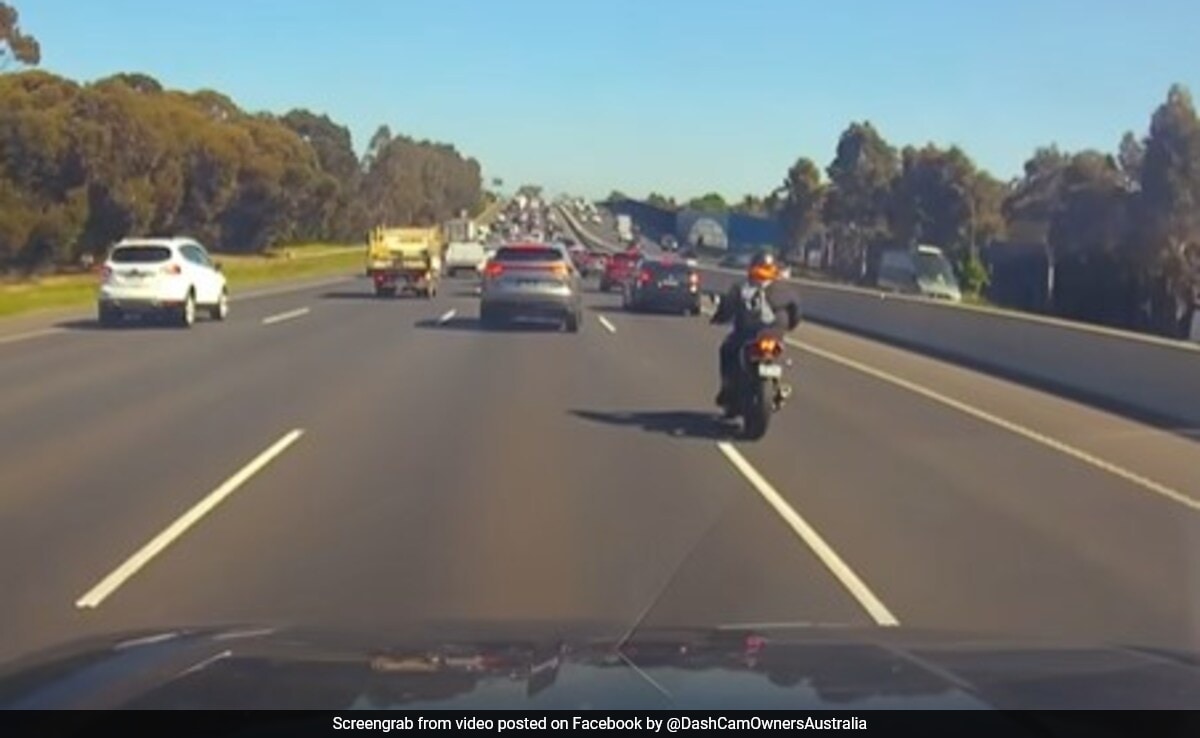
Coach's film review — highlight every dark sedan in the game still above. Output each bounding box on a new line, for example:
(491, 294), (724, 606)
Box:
(622, 259), (701, 315)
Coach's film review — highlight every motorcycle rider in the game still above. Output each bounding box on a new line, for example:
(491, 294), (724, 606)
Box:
(710, 250), (801, 414)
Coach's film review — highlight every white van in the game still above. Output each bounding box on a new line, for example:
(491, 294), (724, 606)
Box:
(444, 241), (488, 277)
(877, 245), (962, 302)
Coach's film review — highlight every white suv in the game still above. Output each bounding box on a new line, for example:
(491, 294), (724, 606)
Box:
(98, 238), (229, 327)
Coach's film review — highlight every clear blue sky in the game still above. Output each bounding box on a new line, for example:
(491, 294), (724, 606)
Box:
(20, 0), (1200, 200)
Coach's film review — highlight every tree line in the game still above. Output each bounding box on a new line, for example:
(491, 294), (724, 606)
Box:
(0, 4), (483, 270)
(632, 86), (1200, 338)
(776, 88), (1200, 338)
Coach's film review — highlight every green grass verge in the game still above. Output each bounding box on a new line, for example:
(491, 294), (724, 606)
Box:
(961, 292), (994, 308)
(0, 244), (362, 319)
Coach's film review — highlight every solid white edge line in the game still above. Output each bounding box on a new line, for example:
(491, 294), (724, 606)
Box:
(789, 338), (1200, 512)
(716, 442), (900, 627)
(261, 307), (310, 325)
(75, 429), (305, 609)
(0, 327), (65, 345)
(438, 308), (457, 324)
(597, 315), (617, 333)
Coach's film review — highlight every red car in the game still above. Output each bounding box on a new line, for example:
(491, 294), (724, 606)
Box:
(580, 250), (609, 277)
(566, 246), (609, 277)
(599, 251), (641, 292)
(567, 244), (588, 270)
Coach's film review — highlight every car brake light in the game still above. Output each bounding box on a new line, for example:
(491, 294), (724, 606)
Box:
(745, 634), (768, 653)
(161, 263), (182, 276)
(484, 262), (504, 278)
(638, 269), (652, 284)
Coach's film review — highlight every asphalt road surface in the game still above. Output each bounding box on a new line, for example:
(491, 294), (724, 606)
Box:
(1, 266), (1199, 666)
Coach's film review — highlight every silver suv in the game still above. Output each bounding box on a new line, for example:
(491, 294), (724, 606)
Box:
(479, 243), (582, 332)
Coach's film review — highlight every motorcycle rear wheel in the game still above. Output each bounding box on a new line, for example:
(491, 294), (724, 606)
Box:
(741, 378), (772, 440)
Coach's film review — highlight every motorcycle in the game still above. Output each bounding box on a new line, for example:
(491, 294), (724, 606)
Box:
(730, 330), (793, 440)
(708, 292), (795, 440)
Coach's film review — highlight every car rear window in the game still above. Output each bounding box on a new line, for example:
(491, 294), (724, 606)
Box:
(646, 262), (692, 277)
(494, 247), (564, 262)
(110, 245), (172, 263)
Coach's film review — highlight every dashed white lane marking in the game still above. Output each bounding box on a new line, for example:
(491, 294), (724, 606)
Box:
(75, 429), (306, 608)
(716, 441), (900, 626)
(597, 315), (617, 333)
(261, 307), (310, 325)
(438, 309), (457, 324)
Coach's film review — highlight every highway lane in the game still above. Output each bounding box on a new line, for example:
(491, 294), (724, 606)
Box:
(568, 206), (1198, 497)
(1, 265), (1198, 666)
(0, 276), (358, 419)
(600, 298), (1200, 647)
(0, 275), (396, 657)
(565, 206), (1200, 642)
(688, 267), (1200, 499)
(0, 276), (869, 663)
(0, 273), (356, 347)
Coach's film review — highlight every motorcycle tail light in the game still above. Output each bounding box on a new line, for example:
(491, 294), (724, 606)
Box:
(752, 337), (782, 358)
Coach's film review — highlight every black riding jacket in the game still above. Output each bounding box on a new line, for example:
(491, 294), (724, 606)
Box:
(710, 279), (802, 335)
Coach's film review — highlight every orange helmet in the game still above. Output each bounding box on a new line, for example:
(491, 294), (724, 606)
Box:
(748, 251), (780, 284)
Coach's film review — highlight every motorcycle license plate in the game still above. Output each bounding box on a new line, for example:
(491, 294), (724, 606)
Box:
(758, 364), (783, 378)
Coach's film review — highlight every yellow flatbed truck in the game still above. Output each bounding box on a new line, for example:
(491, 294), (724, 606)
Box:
(366, 226), (443, 298)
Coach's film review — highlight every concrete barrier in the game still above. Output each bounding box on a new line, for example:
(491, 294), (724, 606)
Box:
(560, 205), (1200, 430)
